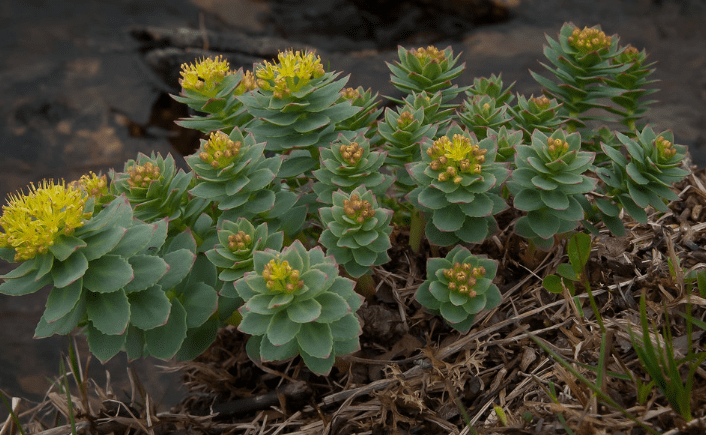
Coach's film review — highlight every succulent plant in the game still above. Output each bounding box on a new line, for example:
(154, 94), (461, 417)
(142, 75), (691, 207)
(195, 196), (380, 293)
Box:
(401, 91), (455, 131)
(387, 45), (466, 105)
(508, 129), (596, 248)
(312, 133), (393, 205)
(335, 86), (383, 138)
(457, 94), (513, 139)
(171, 56), (254, 133)
(507, 95), (564, 142)
(318, 186), (393, 278)
(185, 128), (305, 236)
(221, 240), (364, 375)
(416, 245), (502, 333)
(530, 23), (631, 128)
(408, 124), (509, 246)
(0, 182), (217, 362)
(465, 73), (515, 106)
(238, 50), (360, 179)
(604, 45), (659, 131)
(205, 218), (283, 283)
(486, 126), (523, 163)
(110, 152), (204, 225)
(594, 126), (688, 233)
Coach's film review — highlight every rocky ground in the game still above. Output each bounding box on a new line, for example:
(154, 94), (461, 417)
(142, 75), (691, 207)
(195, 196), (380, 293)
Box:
(1, 0), (706, 420)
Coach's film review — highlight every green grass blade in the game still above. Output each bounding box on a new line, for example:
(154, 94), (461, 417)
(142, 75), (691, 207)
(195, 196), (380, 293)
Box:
(0, 390), (26, 435)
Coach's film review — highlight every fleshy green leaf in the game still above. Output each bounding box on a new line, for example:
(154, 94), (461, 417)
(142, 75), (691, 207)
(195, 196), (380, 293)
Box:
(314, 292), (350, 323)
(158, 249), (196, 290)
(181, 282), (218, 328)
(144, 298), (188, 360)
(176, 318), (219, 361)
(49, 235), (87, 262)
(128, 285), (171, 330)
(440, 301), (470, 324)
(86, 322), (126, 363)
(239, 311), (272, 336)
(125, 255), (169, 293)
(260, 334), (299, 362)
(86, 290), (130, 335)
(44, 279), (83, 323)
(267, 309), (301, 346)
(288, 298), (323, 323)
(297, 322), (333, 359)
(83, 255), (134, 293)
(51, 251), (88, 288)
(300, 350), (335, 375)
(329, 313), (361, 341)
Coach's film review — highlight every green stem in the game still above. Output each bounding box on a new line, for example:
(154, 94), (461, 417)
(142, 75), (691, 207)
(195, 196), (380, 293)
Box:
(409, 208), (425, 254)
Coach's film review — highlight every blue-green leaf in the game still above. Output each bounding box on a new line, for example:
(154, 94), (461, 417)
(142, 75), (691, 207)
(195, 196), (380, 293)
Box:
(128, 285), (171, 330)
(144, 298), (188, 360)
(83, 255), (133, 293)
(125, 255), (169, 293)
(44, 279), (83, 323)
(297, 322), (333, 359)
(182, 282), (218, 328)
(51, 251), (88, 288)
(176, 318), (219, 361)
(86, 322), (126, 363)
(267, 309), (301, 346)
(288, 298), (323, 323)
(86, 290), (130, 335)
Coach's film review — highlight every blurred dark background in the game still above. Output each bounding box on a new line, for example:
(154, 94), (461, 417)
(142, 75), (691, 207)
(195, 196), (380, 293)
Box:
(1, 0), (705, 416)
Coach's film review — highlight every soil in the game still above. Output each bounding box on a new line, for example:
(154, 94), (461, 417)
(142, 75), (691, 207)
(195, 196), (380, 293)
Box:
(1, 0), (706, 429)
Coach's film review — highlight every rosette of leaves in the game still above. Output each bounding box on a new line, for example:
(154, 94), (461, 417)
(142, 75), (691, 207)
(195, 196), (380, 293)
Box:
(465, 73), (515, 106)
(507, 129), (596, 248)
(593, 126), (688, 233)
(603, 45), (658, 131)
(205, 218), (283, 283)
(238, 50), (360, 179)
(312, 133), (393, 205)
(401, 91), (455, 132)
(387, 45), (466, 105)
(407, 124), (509, 246)
(171, 56), (254, 133)
(110, 152), (205, 225)
(457, 94), (512, 139)
(486, 126), (523, 163)
(335, 86), (383, 138)
(507, 95), (564, 142)
(0, 188), (216, 362)
(185, 128), (305, 236)
(221, 240), (364, 375)
(318, 186), (393, 278)
(415, 245), (502, 333)
(379, 104), (438, 190)
(530, 23), (631, 128)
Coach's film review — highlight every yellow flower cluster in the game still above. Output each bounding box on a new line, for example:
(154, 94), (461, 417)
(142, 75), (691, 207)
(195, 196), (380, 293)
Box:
(179, 55), (231, 94)
(546, 137), (570, 160)
(343, 194), (374, 224)
(255, 50), (325, 99)
(71, 171), (108, 199)
(199, 130), (242, 169)
(443, 262), (486, 297)
(567, 26), (612, 54)
(227, 230), (251, 252)
(339, 142), (364, 166)
(126, 162), (162, 189)
(234, 70), (258, 95)
(262, 257), (304, 293)
(654, 135), (677, 161)
(0, 180), (90, 261)
(427, 134), (487, 183)
(410, 46), (446, 65)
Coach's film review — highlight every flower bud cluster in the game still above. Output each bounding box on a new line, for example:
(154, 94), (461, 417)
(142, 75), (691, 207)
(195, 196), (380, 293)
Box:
(179, 55), (231, 93)
(71, 171), (108, 199)
(234, 70), (258, 95)
(340, 87), (361, 100)
(343, 194), (374, 223)
(262, 257), (304, 293)
(199, 131), (242, 169)
(228, 230), (252, 252)
(0, 180), (89, 261)
(256, 50), (325, 99)
(546, 137), (570, 160)
(339, 142), (364, 166)
(443, 262), (486, 297)
(411, 46), (446, 64)
(654, 135), (677, 161)
(427, 134), (487, 183)
(530, 95), (552, 110)
(396, 110), (415, 128)
(567, 26), (612, 54)
(126, 161), (161, 189)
